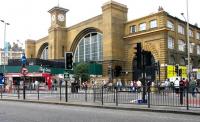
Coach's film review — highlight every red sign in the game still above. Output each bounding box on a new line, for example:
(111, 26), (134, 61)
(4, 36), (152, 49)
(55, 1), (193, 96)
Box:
(21, 67), (28, 76)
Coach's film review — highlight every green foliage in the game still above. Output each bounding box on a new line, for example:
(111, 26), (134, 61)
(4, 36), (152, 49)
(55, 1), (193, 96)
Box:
(74, 63), (90, 82)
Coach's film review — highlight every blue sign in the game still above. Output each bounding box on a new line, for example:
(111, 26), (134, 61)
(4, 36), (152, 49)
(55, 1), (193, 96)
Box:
(0, 73), (4, 85)
(21, 53), (27, 65)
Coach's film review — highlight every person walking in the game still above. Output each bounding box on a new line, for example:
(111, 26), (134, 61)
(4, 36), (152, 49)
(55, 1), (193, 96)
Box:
(164, 78), (170, 95)
(174, 78), (180, 95)
(136, 79), (142, 93)
(189, 78), (197, 97)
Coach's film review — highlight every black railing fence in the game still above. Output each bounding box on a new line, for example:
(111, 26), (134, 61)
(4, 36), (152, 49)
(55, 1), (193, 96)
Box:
(0, 84), (200, 109)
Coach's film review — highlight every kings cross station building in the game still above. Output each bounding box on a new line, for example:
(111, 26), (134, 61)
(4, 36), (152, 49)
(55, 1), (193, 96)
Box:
(23, 0), (200, 83)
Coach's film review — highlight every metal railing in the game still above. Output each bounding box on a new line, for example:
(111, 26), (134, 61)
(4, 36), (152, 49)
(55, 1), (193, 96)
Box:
(0, 84), (200, 109)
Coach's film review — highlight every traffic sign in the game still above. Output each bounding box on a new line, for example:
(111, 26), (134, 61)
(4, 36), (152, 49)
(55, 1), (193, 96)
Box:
(21, 67), (28, 76)
(21, 53), (27, 66)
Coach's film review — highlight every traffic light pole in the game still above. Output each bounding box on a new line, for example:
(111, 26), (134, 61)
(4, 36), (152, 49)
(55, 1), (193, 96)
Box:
(1, 85), (2, 99)
(23, 75), (26, 100)
(142, 51), (146, 103)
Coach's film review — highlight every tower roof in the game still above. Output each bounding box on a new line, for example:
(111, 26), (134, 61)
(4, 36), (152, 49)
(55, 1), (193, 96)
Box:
(48, 6), (69, 13)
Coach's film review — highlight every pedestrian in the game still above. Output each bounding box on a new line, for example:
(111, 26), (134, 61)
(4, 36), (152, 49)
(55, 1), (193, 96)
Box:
(174, 78), (180, 95)
(136, 79), (142, 93)
(116, 79), (122, 91)
(35, 80), (39, 91)
(189, 78), (197, 97)
(182, 78), (187, 96)
(179, 78), (185, 99)
(164, 78), (170, 95)
(130, 80), (136, 92)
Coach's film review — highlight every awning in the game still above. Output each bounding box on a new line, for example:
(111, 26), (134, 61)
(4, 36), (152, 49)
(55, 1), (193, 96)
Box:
(6, 73), (43, 77)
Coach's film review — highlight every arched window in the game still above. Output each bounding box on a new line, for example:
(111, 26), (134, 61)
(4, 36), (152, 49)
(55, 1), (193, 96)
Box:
(40, 46), (48, 60)
(74, 32), (103, 62)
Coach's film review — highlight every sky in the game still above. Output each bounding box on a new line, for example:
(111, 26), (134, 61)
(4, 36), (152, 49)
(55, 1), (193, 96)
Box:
(0, 0), (199, 48)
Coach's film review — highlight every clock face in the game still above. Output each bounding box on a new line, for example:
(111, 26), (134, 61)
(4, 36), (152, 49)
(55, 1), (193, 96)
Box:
(51, 15), (55, 21)
(58, 14), (65, 22)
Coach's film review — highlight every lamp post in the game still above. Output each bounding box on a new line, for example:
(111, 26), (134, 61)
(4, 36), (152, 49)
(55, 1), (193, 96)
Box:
(0, 20), (10, 77)
(181, 0), (190, 110)
(181, 1), (190, 81)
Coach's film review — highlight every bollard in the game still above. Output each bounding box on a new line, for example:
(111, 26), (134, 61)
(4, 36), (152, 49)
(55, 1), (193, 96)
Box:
(60, 82), (62, 101)
(85, 88), (87, 102)
(1, 86), (2, 99)
(65, 80), (68, 102)
(17, 85), (20, 99)
(148, 86), (150, 108)
(116, 87), (118, 106)
(101, 86), (104, 106)
(37, 85), (40, 100)
(93, 85), (96, 103)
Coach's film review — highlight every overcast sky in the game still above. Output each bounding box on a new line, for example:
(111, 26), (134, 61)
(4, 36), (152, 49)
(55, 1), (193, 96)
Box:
(0, 0), (199, 48)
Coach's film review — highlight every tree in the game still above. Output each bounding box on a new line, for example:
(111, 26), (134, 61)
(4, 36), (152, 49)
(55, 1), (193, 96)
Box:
(73, 63), (90, 83)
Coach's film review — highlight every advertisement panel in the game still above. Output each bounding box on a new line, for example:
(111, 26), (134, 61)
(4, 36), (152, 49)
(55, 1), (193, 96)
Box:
(179, 66), (187, 79)
(167, 65), (187, 82)
(167, 65), (176, 78)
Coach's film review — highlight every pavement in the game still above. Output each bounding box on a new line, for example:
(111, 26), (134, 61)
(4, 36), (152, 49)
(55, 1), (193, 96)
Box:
(1, 98), (200, 116)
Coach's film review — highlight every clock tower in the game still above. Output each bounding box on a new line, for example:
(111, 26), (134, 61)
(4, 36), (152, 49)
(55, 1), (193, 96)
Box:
(48, 6), (68, 28)
(48, 6), (69, 59)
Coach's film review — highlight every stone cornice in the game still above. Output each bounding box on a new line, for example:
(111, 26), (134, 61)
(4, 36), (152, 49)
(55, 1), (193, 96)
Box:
(48, 26), (67, 33)
(124, 27), (169, 39)
(67, 15), (102, 31)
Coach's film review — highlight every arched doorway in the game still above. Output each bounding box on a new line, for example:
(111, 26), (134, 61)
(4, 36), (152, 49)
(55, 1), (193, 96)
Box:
(132, 51), (156, 81)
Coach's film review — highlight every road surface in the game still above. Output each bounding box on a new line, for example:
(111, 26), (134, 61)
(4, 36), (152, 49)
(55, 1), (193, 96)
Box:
(0, 101), (200, 122)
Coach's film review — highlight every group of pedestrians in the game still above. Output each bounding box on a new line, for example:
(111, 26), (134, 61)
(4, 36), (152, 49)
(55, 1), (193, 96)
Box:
(130, 80), (142, 92)
(127, 77), (199, 97)
(163, 78), (199, 97)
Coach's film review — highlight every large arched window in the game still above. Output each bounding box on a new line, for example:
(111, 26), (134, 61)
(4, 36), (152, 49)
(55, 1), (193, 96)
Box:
(40, 46), (48, 60)
(74, 32), (103, 62)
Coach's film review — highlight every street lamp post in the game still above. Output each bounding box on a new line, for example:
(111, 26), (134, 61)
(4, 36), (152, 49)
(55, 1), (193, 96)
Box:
(181, 0), (190, 110)
(0, 19), (10, 81)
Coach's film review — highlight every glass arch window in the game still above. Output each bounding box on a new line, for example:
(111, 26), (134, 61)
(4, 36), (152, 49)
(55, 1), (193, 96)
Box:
(74, 32), (103, 62)
(40, 46), (48, 60)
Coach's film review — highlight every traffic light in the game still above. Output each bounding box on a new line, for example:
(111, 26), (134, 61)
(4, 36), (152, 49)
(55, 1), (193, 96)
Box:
(64, 72), (69, 79)
(134, 43), (142, 69)
(65, 52), (73, 70)
(175, 64), (179, 74)
(145, 51), (152, 66)
(179, 69), (182, 77)
(114, 65), (122, 77)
